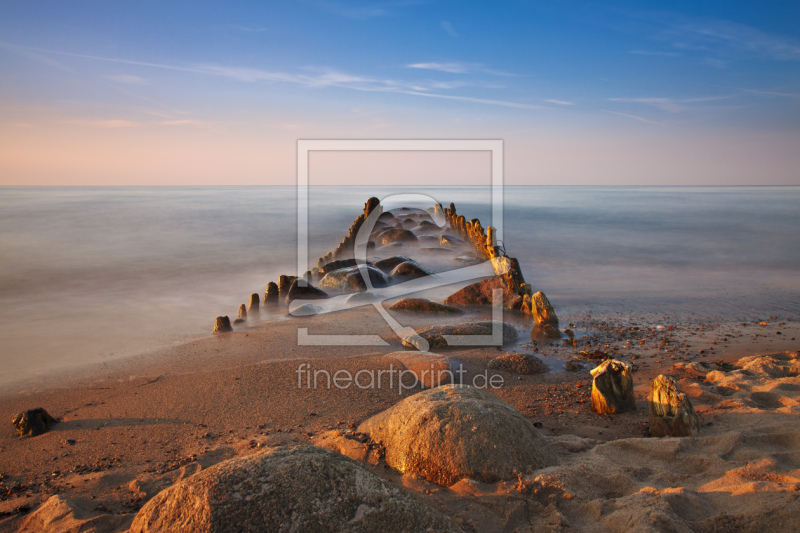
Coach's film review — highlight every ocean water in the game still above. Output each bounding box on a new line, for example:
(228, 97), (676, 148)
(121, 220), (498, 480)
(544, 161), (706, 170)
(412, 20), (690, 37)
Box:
(1, 186), (798, 388)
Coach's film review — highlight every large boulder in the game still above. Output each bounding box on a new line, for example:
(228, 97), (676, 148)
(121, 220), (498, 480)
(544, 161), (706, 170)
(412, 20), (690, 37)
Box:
(12, 408), (57, 437)
(130, 446), (457, 533)
(402, 321), (518, 350)
(488, 353), (548, 375)
(318, 265), (389, 293)
(212, 316), (233, 333)
(443, 276), (517, 307)
(375, 228), (418, 246)
(388, 298), (461, 314)
(590, 359), (636, 414)
(358, 385), (557, 487)
(285, 279), (329, 304)
(648, 375), (700, 437)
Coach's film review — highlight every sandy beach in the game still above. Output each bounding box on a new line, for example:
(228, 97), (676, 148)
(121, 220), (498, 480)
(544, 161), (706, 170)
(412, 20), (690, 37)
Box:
(2, 299), (798, 531)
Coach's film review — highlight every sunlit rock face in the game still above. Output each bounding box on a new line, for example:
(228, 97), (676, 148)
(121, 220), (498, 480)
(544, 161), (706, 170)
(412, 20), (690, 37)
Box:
(648, 374), (700, 437)
(358, 385), (557, 487)
(130, 446), (459, 533)
(590, 359), (636, 415)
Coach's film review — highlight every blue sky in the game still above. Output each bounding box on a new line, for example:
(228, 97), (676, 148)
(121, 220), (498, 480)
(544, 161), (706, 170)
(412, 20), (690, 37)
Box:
(1, 1), (799, 185)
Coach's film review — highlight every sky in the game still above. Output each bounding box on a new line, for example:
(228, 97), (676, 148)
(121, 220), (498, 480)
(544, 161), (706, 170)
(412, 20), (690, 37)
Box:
(1, 0), (799, 186)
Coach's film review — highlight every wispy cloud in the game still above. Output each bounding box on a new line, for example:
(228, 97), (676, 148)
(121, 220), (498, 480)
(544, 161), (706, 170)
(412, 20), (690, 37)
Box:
(544, 99), (574, 106)
(628, 49), (680, 57)
(660, 18), (800, 62)
(608, 95), (733, 113)
(441, 21), (458, 38)
(105, 74), (147, 84)
(309, 0), (425, 19)
(18, 45), (540, 112)
(602, 110), (664, 125)
(406, 61), (514, 76)
(741, 88), (800, 99)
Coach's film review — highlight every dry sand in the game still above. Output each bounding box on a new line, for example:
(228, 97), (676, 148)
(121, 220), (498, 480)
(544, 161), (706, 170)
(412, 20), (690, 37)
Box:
(1, 304), (799, 532)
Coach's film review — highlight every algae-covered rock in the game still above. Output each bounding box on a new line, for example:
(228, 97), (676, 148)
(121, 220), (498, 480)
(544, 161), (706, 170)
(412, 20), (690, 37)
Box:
(401, 321), (518, 350)
(388, 298), (461, 314)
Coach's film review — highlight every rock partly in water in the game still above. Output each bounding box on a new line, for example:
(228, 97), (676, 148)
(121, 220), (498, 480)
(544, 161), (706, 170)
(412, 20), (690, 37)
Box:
(212, 316), (233, 333)
(648, 374), (700, 437)
(318, 265), (389, 293)
(237, 304), (247, 321)
(264, 281), (279, 306)
(402, 321), (518, 350)
(285, 279), (329, 304)
(488, 353), (548, 375)
(443, 276), (517, 307)
(12, 408), (57, 437)
(565, 359), (584, 372)
(375, 228), (418, 246)
(388, 298), (462, 314)
(247, 293), (260, 315)
(358, 385), (557, 487)
(385, 351), (452, 388)
(389, 261), (432, 283)
(373, 256), (413, 274)
(130, 446), (457, 533)
(290, 304), (325, 317)
(590, 359), (636, 414)
(438, 234), (464, 248)
(530, 291), (559, 327)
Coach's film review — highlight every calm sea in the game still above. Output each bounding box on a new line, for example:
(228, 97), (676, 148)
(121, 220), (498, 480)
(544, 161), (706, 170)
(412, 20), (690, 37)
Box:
(1, 186), (798, 387)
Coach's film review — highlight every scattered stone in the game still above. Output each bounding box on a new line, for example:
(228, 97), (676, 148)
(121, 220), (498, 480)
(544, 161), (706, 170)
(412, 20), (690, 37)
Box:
(375, 228), (418, 246)
(385, 351), (452, 388)
(285, 279), (329, 303)
(130, 446), (457, 533)
(389, 261), (432, 282)
(402, 321), (518, 350)
(247, 293), (260, 315)
(648, 375), (700, 437)
(264, 282), (279, 305)
(278, 275), (298, 300)
(590, 359), (636, 414)
(212, 316), (233, 334)
(358, 385), (557, 487)
(443, 276), (517, 307)
(12, 408), (57, 437)
(488, 353), (548, 375)
(318, 265), (389, 293)
(388, 298), (462, 314)
(237, 304), (247, 321)
(565, 360), (584, 372)
(530, 324), (563, 341)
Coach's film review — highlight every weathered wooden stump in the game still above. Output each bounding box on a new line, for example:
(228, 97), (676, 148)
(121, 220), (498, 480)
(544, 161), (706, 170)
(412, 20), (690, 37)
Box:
(590, 359), (636, 414)
(247, 293), (260, 315)
(213, 316), (233, 333)
(264, 281), (279, 306)
(648, 374), (700, 437)
(237, 304), (247, 321)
